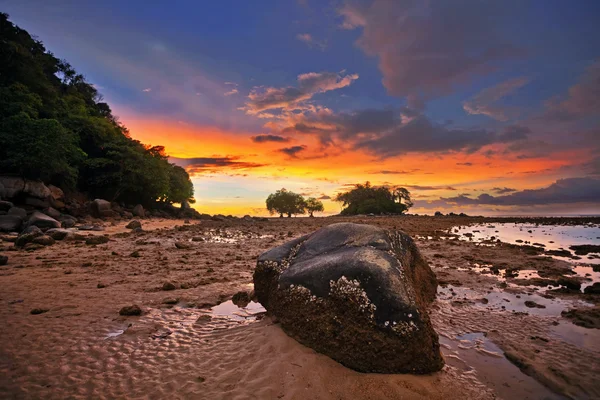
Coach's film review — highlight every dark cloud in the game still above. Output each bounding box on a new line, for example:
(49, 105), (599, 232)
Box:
(402, 184), (457, 191)
(492, 187), (517, 194)
(369, 169), (421, 175)
(441, 177), (600, 206)
(170, 156), (267, 175)
(545, 61), (600, 121)
(456, 162), (473, 167)
(339, 0), (524, 99)
(278, 109), (529, 157)
(251, 134), (290, 143)
(463, 77), (529, 120)
(318, 195), (332, 200)
(278, 145), (307, 158)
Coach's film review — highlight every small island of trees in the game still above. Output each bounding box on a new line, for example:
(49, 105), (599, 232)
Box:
(335, 182), (413, 215)
(266, 189), (324, 217)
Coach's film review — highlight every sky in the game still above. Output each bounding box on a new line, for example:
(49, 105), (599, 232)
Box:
(2, 0), (600, 216)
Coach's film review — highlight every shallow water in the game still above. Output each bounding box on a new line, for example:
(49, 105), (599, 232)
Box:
(440, 332), (565, 400)
(452, 223), (600, 263)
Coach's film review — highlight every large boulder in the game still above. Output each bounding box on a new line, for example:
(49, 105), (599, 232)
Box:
(7, 207), (27, 219)
(48, 185), (64, 201)
(132, 204), (145, 217)
(26, 211), (60, 230)
(0, 176), (26, 198)
(24, 181), (51, 199)
(254, 222), (443, 374)
(24, 196), (50, 208)
(0, 215), (22, 232)
(90, 199), (113, 218)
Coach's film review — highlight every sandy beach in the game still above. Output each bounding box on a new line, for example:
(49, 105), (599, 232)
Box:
(1, 216), (598, 399)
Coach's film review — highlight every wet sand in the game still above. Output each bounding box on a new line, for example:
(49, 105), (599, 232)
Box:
(1, 216), (599, 399)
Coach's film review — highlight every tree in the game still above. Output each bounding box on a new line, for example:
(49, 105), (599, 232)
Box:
(305, 197), (324, 217)
(266, 189), (306, 218)
(335, 182), (412, 215)
(0, 13), (196, 208)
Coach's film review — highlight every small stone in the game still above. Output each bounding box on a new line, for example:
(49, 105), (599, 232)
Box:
(30, 308), (49, 315)
(163, 297), (179, 305)
(85, 236), (110, 245)
(162, 282), (177, 291)
(119, 305), (142, 316)
(175, 241), (192, 250)
(0, 255), (7, 265)
(97, 283), (106, 288)
(232, 291), (251, 307)
(126, 220), (142, 230)
(130, 250), (141, 258)
(32, 235), (55, 246)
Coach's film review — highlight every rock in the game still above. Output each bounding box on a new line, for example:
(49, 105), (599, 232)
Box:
(254, 222), (443, 374)
(175, 241), (192, 249)
(562, 306), (600, 329)
(63, 232), (86, 241)
(569, 244), (600, 256)
(0, 215), (23, 232)
(557, 277), (581, 291)
(30, 308), (49, 315)
(122, 211), (133, 219)
(162, 282), (177, 291)
(26, 211), (60, 230)
(43, 207), (61, 219)
(0, 176), (25, 198)
(0, 255), (7, 265)
(32, 235), (55, 246)
(48, 185), (64, 201)
(7, 207), (27, 219)
(24, 181), (51, 198)
(97, 283), (106, 289)
(132, 204), (145, 217)
(163, 297), (179, 305)
(85, 236), (110, 245)
(232, 291), (251, 307)
(0, 200), (14, 212)
(61, 218), (76, 228)
(126, 220), (142, 230)
(129, 250), (141, 258)
(584, 282), (600, 295)
(119, 305), (142, 316)
(46, 228), (71, 241)
(90, 199), (113, 218)
(524, 300), (546, 309)
(15, 226), (43, 247)
(24, 196), (50, 208)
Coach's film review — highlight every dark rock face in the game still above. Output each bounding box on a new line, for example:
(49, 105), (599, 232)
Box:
(0, 215), (23, 232)
(27, 211), (60, 230)
(7, 207), (27, 219)
(254, 222), (443, 374)
(0, 200), (14, 212)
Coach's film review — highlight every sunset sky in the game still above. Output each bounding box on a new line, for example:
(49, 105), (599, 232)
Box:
(3, 0), (600, 216)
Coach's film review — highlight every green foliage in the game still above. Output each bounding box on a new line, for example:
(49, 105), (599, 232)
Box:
(305, 197), (324, 217)
(266, 189), (307, 217)
(335, 182), (412, 215)
(0, 13), (194, 206)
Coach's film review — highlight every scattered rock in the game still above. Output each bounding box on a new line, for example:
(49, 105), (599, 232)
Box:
(129, 250), (141, 258)
(132, 204), (145, 217)
(254, 222), (443, 374)
(26, 211), (60, 230)
(584, 282), (600, 295)
(30, 308), (49, 315)
(162, 282), (177, 291)
(15, 226), (43, 247)
(162, 297), (179, 305)
(126, 220), (142, 230)
(32, 235), (55, 246)
(175, 241), (192, 250)
(562, 306), (600, 329)
(557, 277), (581, 291)
(0, 255), (7, 265)
(232, 291), (251, 307)
(85, 236), (110, 245)
(97, 283), (106, 288)
(524, 300), (546, 309)
(60, 218), (76, 228)
(119, 305), (142, 316)
(46, 228), (70, 241)
(569, 244), (600, 256)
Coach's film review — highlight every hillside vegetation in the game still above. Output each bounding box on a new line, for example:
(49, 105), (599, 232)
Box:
(0, 13), (194, 207)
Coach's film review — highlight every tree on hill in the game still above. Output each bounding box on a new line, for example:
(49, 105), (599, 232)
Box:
(305, 197), (324, 217)
(335, 182), (412, 215)
(266, 189), (306, 218)
(0, 13), (194, 207)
